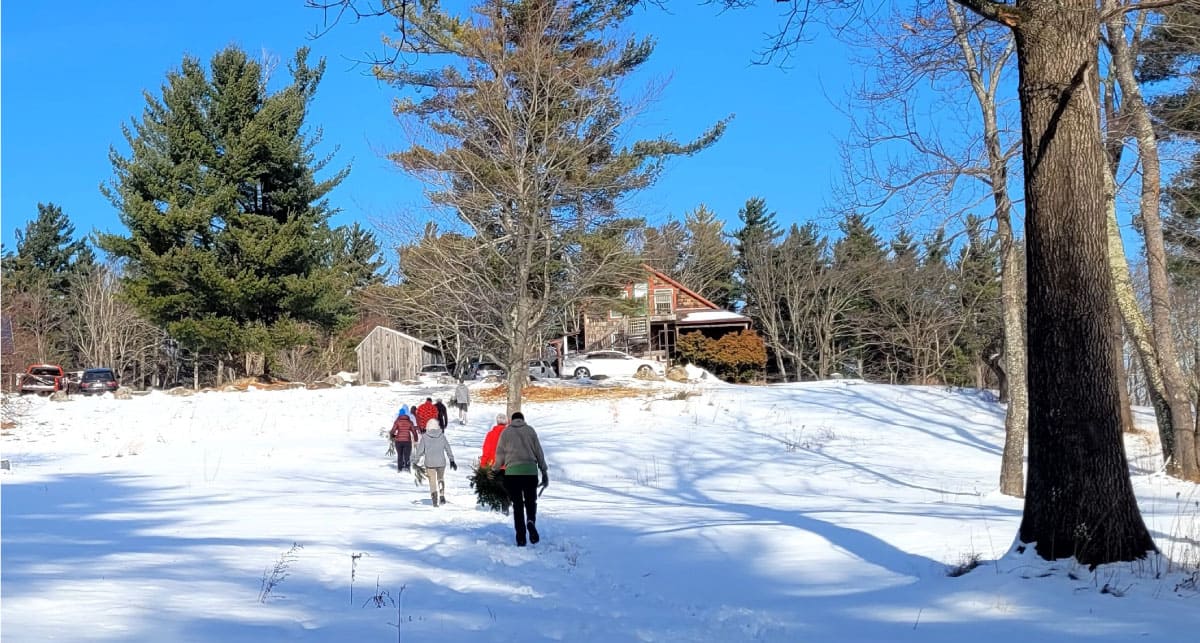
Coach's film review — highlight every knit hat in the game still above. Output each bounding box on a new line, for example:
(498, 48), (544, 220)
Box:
(425, 418), (440, 431)
(496, 413), (507, 423)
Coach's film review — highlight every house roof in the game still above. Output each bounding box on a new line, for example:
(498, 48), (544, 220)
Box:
(354, 326), (438, 352)
(641, 264), (719, 310)
(676, 309), (752, 326)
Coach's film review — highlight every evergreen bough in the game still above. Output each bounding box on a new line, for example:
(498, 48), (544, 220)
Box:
(468, 462), (510, 514)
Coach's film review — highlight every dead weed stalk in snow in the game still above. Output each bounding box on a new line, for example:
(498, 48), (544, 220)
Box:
(946, 552), (983, 577)
(258, 542), (303, 603)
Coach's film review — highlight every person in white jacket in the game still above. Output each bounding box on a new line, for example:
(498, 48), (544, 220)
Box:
(412, 418), (456, 506)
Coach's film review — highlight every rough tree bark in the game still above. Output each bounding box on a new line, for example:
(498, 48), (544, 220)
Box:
(995, 0), (1156, 563)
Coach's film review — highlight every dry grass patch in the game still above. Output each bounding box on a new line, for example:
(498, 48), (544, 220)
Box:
(474, 384), (648, 403)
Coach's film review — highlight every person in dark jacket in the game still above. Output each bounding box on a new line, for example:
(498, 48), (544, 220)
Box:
(492, 412), (548, 546)
(390, 412), (420, 471)
(435, 398), (449, 430)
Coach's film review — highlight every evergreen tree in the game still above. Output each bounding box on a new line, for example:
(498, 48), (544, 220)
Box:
(832, 213), (886, 267)
(1140, 5), (1200, 283)
(831, 212), (886, 380)
(640, 219), (687, 275)
(889, 229), (918, 265)
(921, 227), (950, 268)
(3, 203), (95, 294)
(680, 204), (737, 308)
(99, 47), (352, 372)
(733, 197), (781, 310)
(332, 222), (387, 289)
(953, 215), (1003, 386)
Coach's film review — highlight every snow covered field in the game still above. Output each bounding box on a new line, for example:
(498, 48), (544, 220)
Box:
(2, 378), (1197, 642)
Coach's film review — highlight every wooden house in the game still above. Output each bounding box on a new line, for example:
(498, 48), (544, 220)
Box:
(355, 326), (442, 384)
(580, 265), (751, 359)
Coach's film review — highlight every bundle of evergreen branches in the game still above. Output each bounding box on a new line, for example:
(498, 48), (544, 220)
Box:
(413, 465), (426, 487)
(468, 462), (510, 513)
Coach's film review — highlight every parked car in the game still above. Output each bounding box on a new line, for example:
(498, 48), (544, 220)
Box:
(528, 359), (557, 380)
(18, 364), (65, 395)
(416, 363), (452, 385)
(470, 361), (506, 380)
(77, 368), (119, 396)
(562, 350), (663, 379)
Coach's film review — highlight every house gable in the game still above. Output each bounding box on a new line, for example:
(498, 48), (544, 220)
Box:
(580, 265), (749, 356)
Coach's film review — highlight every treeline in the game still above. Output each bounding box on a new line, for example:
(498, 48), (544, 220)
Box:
(626, 197), (1003, 388)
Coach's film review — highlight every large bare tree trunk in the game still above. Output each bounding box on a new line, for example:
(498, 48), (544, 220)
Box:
(1105, 8), (1199, 479)
(1008, 0), (1155, 564)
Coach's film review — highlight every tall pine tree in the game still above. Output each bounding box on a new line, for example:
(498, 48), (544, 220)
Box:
(1141, 5), (1200, 283)
(99, 47), (352, 376)
(2, 203), (95, 294)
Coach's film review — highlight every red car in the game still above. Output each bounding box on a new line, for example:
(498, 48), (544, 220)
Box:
(18, 364), (65, 395)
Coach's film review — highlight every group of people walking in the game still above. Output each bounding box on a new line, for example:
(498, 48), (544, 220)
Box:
(388, 381), (549, 546)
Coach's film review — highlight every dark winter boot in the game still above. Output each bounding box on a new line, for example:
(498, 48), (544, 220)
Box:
(527, 520), (540, 544)
(439, 495), (446, 505)
(431, 494), (439, 507)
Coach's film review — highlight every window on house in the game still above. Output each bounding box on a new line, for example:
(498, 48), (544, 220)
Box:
(632, 282), (648, 316)
(654, 289), (673, 314)
(610, 290), (628, 318)
(629, 318), (648, 337)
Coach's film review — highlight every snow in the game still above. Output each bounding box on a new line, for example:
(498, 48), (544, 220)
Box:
(678, 310), (751, 323)
(2, 380), (1197, 642)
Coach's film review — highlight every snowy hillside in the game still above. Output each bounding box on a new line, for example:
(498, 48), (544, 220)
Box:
(2, 379), (1197, 642)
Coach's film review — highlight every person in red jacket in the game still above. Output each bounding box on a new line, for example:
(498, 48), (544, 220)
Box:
(480, 413), (509, 468)
(390, 412), (420, 471)
(415, 398), (438, 434)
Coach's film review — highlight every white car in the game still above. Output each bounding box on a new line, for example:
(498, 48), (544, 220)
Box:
(416, 363), (452, 385)
(563, 350), (663, 379)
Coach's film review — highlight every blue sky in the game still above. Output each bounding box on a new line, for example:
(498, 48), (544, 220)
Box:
(2, 1), (858, 259)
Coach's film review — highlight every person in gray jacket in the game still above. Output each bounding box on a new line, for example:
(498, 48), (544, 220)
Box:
(412, 418), (456, 506)
(492, 411), (548, 546)
(452, 380), (470, 425)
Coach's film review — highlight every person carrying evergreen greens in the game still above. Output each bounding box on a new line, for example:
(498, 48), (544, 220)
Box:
(412, 418), (456, 507)
(492, 412), (548, 546)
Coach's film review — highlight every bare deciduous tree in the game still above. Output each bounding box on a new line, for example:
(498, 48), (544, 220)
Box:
(368, 1), (725, 412)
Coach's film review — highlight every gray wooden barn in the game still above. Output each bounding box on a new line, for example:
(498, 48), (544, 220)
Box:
(355, 326), (441, 384)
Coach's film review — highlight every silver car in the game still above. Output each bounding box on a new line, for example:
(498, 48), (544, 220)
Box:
(528, 359), (557, 380)
(471, 362), (506, 380)
(416, 363), (452, 385)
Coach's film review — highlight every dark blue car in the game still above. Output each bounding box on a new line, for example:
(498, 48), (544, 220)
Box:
(78, 368), (119, 395)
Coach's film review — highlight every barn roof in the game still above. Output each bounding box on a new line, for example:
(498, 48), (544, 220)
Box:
(354, 326), (438, 352)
